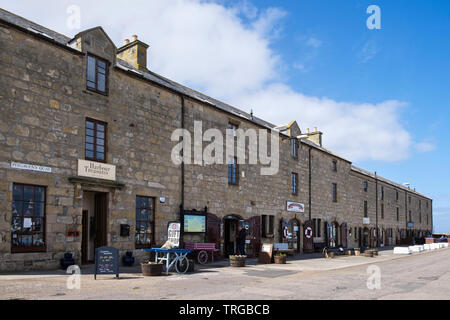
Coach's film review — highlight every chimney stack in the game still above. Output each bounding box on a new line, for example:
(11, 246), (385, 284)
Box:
(305, 126), (323, 147)
(117, 35), (149, 71)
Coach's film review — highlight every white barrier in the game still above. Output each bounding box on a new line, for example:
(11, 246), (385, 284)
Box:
(409, 245), (424, 252)
(394, 247), (412, 254)
(424, 244), (431, 250)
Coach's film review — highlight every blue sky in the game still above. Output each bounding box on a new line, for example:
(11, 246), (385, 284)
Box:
(1, 0), (448, 232)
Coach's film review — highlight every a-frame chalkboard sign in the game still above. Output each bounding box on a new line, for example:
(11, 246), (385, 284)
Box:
(94, 246), (119, 280)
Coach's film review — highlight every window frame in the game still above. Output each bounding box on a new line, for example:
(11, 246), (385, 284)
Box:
(290, 172), (298, 195)
(364, 201), (368, 218)
(86, 53), (109, 95)
(291, 138), (298, 159)
(332, 160), (337, 172)
(135, 196), (155, 249)
(332, 183), (337, 202)
(228, 157), (239, 185)
(85, 118), (107, 163)
(11, 183), (47, 253)
(363, 181), (368, 192)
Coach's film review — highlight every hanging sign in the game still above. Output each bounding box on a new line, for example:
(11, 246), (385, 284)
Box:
(287, 202), (305, 213)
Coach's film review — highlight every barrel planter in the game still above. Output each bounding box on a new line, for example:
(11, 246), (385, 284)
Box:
(354, 248), (361, 256)
(274, 255), (287, 264)
(229, 255), (246, 267)
(141, 262), (163, 276)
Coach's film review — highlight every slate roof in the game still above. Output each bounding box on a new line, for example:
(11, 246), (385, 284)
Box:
(351, 165), (431, 200)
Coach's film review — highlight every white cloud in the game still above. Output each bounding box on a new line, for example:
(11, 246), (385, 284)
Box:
(415, 142), (436, 153)
(0, 0), (429, 162)
(233, 84), (412, 162)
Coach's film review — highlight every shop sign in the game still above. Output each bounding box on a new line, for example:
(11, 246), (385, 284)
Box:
(287, 201), (305, 213)
(77, 159), (116, 181)
(11, 162), (52, 173)
(363, 217), (370, 225)
(407, 222), (414, 228)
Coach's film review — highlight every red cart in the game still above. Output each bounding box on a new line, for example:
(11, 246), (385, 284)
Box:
(184, 242), (219, 264)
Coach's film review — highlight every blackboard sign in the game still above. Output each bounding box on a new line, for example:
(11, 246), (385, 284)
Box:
(95, 246), (119, 279)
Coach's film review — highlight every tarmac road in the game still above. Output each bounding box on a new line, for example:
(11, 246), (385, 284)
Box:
(0, 247), (449, 300)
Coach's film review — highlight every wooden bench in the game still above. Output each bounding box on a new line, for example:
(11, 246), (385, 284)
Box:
(273, 243), (295, 256)
(184, 242), (219, 264)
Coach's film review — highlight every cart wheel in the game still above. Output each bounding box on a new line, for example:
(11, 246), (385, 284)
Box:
(175, 256), (190, 274)
(197, 250), (208, 265)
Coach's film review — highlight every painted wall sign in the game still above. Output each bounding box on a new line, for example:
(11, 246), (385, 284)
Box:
(287, 201), (305, 213)
(77, 159), (116, 181)
(11, 162), (52, 173)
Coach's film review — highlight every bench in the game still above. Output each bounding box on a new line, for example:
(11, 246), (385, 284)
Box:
(273, 243), (295, 256)
(184, 242), (219, 264)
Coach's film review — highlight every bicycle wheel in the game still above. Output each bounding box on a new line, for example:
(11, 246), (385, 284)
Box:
(197, 250), (208, 265)
(175, 256), (190, 274)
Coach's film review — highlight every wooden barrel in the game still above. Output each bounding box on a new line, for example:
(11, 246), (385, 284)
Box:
(141, 263), (163, 276)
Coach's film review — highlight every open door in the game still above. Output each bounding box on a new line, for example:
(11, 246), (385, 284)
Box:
(303, 220), (314, 253)
(341, 222), (348, 248)
(244, 216), (260, 258)
(94, 193), (108, 249)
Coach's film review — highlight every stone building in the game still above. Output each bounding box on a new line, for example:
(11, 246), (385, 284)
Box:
(0, 9), (432, 271)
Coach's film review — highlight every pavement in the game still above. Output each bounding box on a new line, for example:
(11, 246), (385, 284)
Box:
(1, 247), (449, 300)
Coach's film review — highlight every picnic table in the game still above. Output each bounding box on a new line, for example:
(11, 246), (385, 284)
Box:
(143, 248), (192, 275)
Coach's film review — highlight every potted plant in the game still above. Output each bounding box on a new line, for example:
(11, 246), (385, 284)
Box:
(229, 255), (246, 267)
(274, 253), (287, 264)
(141, 260), (163, 276)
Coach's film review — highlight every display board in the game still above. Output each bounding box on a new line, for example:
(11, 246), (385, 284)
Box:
(258, 243), (273, 264)
(184, 215), (206, 233)
(94, 246), (119, 279)
(168, 222), (181, 247)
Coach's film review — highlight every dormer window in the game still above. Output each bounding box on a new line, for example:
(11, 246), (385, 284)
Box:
(87, 54), (108, 95)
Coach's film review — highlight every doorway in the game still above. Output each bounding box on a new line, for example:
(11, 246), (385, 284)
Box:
(223, 215), (241, 257)
(81, 191), (108, 264)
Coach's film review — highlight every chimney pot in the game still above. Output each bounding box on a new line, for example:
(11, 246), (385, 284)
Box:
(314, 127), (318, 132)
(306, 128), (310, 134)
(124, 39), (130, 45)
(132, 35), (138, 42)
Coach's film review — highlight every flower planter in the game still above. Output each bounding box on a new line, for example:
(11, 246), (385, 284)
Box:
(274, 255), (287, 264)
(229, 255), (246, 267)
(354, 249), (361, 256)
(141, 262), (163, 276)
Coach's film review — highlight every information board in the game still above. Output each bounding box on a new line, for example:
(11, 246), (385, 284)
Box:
(258, 243), (273, 264)
(94, 246), (119, 279)
(184, 215), (206, 233)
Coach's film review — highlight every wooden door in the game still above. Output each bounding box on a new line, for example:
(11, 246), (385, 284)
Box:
(207, 213), (221, 251)
(81, 210), (89, 264)
(94, 193), (107, 249)
(341, 222), (348, 248)
(303, 220), (314, 253)
(244, 216), (260, 258)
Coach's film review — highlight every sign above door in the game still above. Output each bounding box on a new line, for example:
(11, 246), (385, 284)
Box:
(77, 159), (116, 181)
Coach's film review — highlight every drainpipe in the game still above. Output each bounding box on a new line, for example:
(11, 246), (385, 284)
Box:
(180, 95), (185, 247)
(375, 172), (378, 248)
(405, 190), (408, 238)
(308, 146), (312, 222)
